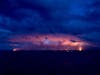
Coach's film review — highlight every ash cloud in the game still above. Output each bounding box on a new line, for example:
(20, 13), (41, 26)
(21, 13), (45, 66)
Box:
(0, 0), (100, 44)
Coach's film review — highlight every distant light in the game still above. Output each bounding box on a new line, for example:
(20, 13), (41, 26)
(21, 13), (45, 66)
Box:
(13, 48), (20, 51)
(79, 47), (83, 51)
(13, 48), (17, 51)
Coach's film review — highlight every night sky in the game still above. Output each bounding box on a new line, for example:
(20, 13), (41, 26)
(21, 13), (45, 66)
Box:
(0, 0), (100, 49)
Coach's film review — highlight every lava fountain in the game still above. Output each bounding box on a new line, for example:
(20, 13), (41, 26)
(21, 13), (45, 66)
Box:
(7, 34), (92, 51)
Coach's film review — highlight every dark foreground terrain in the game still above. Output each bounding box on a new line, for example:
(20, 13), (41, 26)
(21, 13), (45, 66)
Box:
(0, 50), (100, 75)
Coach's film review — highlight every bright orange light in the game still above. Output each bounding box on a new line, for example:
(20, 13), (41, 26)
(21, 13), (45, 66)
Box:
(78, 47), (83, 51)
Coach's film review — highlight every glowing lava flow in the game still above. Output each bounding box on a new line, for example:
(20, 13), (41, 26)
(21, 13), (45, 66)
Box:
(8, 34), (92, 51)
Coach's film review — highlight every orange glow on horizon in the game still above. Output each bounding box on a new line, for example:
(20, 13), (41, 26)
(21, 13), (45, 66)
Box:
(8, 34), (91, 50)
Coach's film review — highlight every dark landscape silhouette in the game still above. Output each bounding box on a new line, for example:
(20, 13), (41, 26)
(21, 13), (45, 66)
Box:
(0, 50), (100, 75)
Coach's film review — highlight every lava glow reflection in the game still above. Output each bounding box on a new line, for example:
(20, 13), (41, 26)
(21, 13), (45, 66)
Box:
(8, 34), (92, 51)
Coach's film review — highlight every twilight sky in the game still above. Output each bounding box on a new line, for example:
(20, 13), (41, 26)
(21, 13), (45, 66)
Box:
(0, 0), (100, 46)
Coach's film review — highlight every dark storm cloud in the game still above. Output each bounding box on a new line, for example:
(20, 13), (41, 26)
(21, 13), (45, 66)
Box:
(0, 0), (100, 44)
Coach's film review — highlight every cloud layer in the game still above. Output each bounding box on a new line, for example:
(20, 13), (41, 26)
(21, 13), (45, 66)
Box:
(0, 0), (100, 45)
